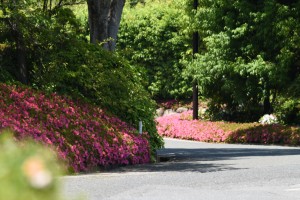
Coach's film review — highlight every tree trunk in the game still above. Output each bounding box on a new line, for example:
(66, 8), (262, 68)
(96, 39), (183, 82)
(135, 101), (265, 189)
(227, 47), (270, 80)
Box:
(192, 0), (199, 120)
(16, 35), (28, 84)
(193, 82), (199, 120)
(263, 81), (272, 114)
(263, 91), (272, 114)
(10, 5), (28, 84)
(87, 0), (110, 45)
(107, 0), (125, 51)
(87, 0), (125, 51)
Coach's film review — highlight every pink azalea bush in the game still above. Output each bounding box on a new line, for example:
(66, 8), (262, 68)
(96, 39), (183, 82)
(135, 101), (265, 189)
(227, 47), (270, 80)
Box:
(156, 110), (300, 145)
(0, 84), (150, 172)
(156, 111), (230, 142)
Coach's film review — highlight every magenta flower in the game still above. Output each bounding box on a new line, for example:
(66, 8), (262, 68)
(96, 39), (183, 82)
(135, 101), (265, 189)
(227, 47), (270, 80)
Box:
(0, 84), (150, 172)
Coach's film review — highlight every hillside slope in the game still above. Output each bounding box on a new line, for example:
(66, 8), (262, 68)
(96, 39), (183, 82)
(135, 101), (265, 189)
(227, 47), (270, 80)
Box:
(0, 84), (150, 172)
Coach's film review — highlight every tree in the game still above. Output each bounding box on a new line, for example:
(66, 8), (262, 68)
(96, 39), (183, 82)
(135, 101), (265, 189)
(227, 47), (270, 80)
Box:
(118, 0), (191, 99)
(0, 0), (85, 84)
(87, 0), (125, 51)
(1, 0), (29, 84)
(185, 0), (300, 122)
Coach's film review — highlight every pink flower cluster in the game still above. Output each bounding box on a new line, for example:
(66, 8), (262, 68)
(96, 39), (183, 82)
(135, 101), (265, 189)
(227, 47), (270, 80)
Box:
(156, 111), (230, 142)
(0, 84), (150, 172)
(156, 110), (300, 145)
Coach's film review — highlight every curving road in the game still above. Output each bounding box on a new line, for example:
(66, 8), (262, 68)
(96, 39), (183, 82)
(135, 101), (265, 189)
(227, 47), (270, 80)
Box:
(61, 138), (300, 200)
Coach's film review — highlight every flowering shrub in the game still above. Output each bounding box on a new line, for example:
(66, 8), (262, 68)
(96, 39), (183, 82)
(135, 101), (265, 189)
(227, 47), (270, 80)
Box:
(259, 114), (278, 125)
(0, 84), (150, 172)
(156, 110), (300, 145)
(156, 111), (230, 142)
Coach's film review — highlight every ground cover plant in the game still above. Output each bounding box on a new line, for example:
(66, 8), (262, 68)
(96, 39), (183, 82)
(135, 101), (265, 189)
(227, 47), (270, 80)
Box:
(0, 83), (150, 173)
(156, 111), (300, 145)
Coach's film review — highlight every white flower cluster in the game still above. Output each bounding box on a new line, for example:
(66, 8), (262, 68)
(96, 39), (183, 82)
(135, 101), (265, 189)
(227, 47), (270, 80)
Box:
(259, 114), (278, 125)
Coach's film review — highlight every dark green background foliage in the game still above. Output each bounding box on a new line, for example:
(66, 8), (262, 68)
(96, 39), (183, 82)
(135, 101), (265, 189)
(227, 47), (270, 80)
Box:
(186, 0), (300, 123)
(118, 0), (192, 99)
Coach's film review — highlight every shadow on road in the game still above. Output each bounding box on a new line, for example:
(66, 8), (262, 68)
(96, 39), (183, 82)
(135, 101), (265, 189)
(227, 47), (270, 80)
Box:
(108, 160), (238, 173)
(106, 145), (300, 174)
(157, 147), (300, 161)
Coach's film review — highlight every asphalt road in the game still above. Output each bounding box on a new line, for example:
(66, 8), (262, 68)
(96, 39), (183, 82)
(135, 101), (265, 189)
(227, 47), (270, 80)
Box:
(61, 138), (300, 200)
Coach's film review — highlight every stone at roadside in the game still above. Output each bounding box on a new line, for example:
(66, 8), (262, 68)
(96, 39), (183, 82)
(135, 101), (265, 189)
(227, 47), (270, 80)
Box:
(163, 109), (177, 116)
(176, 107), (188, 113)
(156, 108), (165, 117)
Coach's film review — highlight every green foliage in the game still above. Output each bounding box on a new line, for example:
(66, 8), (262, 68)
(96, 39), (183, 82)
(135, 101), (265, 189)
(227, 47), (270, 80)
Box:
(69, 4), (89, 40)
(118, 0), (192, 99)
(275, 98), (300, 125)
(128, 0), (145, 7)
(32, 41), (164, 154)
(0, 0), (86, 83)
(0, 66), (16, 83)
(185, 0), (300, 122)
(0, 131), (63, 200)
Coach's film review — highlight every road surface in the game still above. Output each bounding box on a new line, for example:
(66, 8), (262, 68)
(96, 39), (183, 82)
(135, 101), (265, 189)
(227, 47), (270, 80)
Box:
(61, 138), (300, 200)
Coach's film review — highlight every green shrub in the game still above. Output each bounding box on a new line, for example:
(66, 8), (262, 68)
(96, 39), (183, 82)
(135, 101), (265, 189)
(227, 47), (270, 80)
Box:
(118, 0), (191, 99)
(275, 98), (300, 125)
(0, 67), (16, 83)
(0, 131), (64, 200)
(275, 75), (300, 125)
(32, 42), (164, 156)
